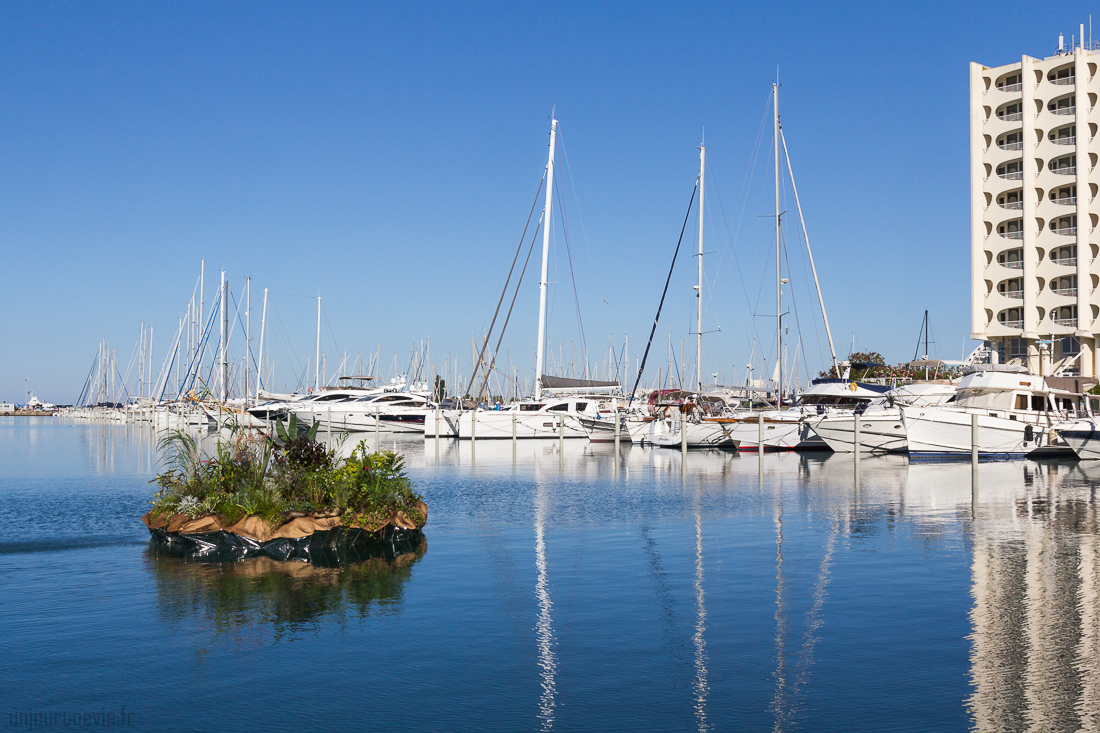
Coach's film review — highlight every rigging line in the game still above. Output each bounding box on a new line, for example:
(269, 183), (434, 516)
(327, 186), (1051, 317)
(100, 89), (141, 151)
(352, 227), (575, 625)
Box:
(779, 173), (826, 376)
(781, 229), (808, 379)
(627, 183), (697, 407)
(266, 290), (318, 300)
(556, 129), (606, 306)
(468, 171), (546, 396)
(705, 162), (755, 358)
(268, 301), (304, 376)
(477, 216), (543, 401)
(710, 98), (771, 336)
(555, 157), (588, 363)
(780, 126), (838, 376)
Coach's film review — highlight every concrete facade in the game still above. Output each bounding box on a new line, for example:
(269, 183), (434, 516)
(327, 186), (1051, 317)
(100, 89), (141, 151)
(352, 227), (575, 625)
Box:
(971, 38), (1100, 375)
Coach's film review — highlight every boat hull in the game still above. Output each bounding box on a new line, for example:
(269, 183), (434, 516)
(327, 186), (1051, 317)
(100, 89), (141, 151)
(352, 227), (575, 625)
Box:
(808, 412), (907, 453)
(1057, 421), (1100, 459)
(902, 406), (1069, 457)
(646, 420), (740, 448)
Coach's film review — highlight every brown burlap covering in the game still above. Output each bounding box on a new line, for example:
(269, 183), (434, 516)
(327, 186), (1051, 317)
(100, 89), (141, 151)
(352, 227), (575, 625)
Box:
(143, 500), (427, 542)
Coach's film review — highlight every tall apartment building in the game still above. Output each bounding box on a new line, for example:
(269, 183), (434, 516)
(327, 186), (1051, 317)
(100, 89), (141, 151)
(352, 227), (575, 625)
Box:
(971, 28), (1100, 376)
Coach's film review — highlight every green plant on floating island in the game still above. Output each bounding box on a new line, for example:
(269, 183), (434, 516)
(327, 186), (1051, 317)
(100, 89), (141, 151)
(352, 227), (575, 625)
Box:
(149, 419), (425, 532)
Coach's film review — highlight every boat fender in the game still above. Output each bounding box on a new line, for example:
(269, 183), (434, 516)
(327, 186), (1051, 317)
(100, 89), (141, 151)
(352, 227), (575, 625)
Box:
(1024, 424), (1034, 445)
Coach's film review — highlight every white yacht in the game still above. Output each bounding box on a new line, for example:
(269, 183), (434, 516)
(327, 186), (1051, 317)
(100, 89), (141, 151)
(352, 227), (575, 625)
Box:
(441, 397), (603, 440)
(724, 379), (891, 451)
(806, 381), (958, 453)
(309, 392), (436, 434)
(902, 365), (1090, 457)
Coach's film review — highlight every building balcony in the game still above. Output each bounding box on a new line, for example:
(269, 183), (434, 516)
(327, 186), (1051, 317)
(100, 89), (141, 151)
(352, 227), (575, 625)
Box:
(1000, 230), (1024, 239)
(998, 319), (1024, 328)
(998, 141), (1023, 151)
(998, 111), (1023, 121)
(1054, 317), (1078, 327)
(1051, 226), (1077, 236)
(1050, 76), (1076, 85)
(999, 200), (1023, 210)
(1051, 256), (1078, 266)
(1052, 106), (1077, 116)
(1051, 136), (1076, 146)
(1051, 196), (1077, 205)
(1051, 287), (1078, 296)
(1001, 289), (1024, 299)
(999, 82), (1024, 92)
(1051, 166), (1077, 176)
(998, 170), (1023, 180)
(1001, 260), (1024, 269)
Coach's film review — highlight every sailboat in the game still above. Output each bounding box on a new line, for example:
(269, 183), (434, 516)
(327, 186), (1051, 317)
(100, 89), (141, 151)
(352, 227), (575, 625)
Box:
(635, 140), (738, 449)
(721, 81), (876, 451)
(440, 116), (622, 440)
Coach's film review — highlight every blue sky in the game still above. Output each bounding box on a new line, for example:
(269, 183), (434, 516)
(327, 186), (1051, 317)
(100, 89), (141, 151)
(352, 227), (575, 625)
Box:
(1, 1), (1095, 402)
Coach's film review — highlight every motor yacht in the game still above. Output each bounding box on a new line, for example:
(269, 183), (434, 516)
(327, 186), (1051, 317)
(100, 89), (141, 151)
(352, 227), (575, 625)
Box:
(901, 365), (1094, 457)
(806, 381), (957, 453)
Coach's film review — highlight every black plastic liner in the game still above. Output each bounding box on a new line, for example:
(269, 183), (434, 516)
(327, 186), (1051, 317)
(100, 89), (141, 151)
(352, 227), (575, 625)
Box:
(147, 525), (424, 566)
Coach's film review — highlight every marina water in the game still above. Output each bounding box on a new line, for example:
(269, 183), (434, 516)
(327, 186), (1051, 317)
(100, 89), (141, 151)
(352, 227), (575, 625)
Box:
(2, 416), (1096, 731)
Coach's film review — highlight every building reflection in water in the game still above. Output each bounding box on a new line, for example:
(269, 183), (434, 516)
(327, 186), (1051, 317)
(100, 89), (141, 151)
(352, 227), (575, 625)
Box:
(967, 460), (1100, 732)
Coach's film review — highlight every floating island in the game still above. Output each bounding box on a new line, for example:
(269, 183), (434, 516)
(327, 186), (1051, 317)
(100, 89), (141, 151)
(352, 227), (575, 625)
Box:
(142, 416), (427, 563)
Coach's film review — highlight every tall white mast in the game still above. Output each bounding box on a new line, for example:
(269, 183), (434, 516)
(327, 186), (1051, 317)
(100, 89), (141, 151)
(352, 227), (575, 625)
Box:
(534, 116), (558, 400)
(315, 296), (321, 392)
(245, 277), (250, 403)
(255, 288), (268, 398)
(221, 272), (228, 401)
(773, 82), (783, 408)
(696, 138), (705, 392)
(199, 259), (204, 352)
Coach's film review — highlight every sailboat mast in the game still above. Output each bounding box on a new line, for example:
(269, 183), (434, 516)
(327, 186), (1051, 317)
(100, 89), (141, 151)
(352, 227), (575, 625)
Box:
(696, 139), (705, 392)
(534, 116), (558, 400)
(221, 272), (228, 401)
(255, 288), (268, 398)
(245, 278), (250, 404)
(773, 82), (783, 408)
(315, 296), (321, 392)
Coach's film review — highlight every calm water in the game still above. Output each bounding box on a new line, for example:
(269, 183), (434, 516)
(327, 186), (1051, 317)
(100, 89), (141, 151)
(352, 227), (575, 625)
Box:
(2, 417), (1099, 731)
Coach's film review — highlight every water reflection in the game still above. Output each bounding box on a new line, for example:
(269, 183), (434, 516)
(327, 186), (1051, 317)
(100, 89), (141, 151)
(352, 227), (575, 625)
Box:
(145, 537), (426, 642)
(534, 478), (557, 730)
(967, 460), (1100, 732)
(691, 481), (709, 733)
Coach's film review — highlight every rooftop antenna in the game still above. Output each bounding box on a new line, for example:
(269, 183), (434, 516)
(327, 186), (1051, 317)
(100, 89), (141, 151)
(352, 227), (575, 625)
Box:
(1060, 33), (1065, 53)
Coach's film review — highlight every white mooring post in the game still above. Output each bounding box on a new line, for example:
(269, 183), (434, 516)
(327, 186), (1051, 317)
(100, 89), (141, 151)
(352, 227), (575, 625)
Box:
(375, 407), (380, 451)
(853, 413), (861, 454)
(681, 408), (688, 458)
(327, 406), (331, 445)
(971, 413), (979, 463)
(512, 410), (517, 459)
(758, 413), (764, 452)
